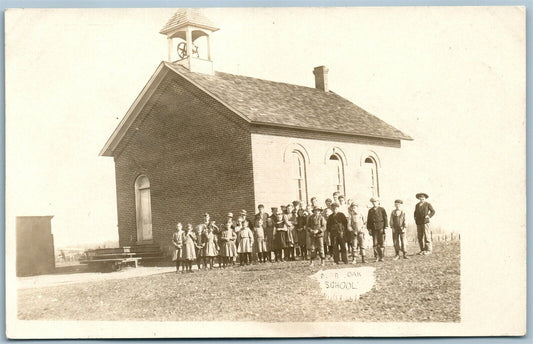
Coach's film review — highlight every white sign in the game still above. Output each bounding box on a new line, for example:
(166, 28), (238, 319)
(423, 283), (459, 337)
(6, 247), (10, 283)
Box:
(310, 267), (376, 301)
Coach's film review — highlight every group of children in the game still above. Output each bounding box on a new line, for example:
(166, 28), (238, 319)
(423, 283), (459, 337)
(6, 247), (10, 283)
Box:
(171, 191), (435, 272)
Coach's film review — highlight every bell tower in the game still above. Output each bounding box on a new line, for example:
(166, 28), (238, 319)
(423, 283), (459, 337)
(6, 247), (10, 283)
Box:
(159, 9), (219, 75)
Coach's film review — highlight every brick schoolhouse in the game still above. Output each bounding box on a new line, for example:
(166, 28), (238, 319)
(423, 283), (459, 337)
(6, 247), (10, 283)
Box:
(100, 9), (412, 253)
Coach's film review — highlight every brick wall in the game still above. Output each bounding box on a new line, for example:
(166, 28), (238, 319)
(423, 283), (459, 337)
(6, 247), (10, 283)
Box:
(113, 71), (255, 253)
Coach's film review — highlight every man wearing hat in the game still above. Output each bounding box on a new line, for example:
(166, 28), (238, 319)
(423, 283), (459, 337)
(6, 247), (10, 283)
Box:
(327, 203), (349, 264)
(307, 206), (326, 266)
(367, 197), (388, 262)
(414, 193), (436, 255)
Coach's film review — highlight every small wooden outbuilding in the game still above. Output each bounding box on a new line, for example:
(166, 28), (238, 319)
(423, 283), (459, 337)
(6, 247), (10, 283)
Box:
(16, 216), (55, 276)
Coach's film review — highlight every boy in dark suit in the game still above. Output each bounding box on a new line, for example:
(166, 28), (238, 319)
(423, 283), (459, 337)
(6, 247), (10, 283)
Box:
(367, 197), (388, 262)
(327, 203), (349, 264)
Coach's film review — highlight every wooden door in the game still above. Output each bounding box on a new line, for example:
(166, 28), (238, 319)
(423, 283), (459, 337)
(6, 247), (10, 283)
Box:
(138, 188), (153, 241)
(135, 175), (153, 242)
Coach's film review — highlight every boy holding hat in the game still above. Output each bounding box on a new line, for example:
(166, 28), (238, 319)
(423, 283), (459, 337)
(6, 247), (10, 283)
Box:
(390, 200), (408, 260)
(367, 197), (388, 262)
(414, 193), (436, 255)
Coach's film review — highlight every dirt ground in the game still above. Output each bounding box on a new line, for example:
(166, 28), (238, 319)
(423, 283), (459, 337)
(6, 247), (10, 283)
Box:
(17, 265), (176, 290)
(17, 241), (460, 322)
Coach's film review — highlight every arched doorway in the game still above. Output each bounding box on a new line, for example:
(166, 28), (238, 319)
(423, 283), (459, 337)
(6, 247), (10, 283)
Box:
(135, 175), (153, 242)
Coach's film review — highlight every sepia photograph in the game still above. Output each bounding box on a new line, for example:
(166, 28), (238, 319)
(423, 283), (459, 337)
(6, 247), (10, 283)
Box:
(5, 6), (526, 338)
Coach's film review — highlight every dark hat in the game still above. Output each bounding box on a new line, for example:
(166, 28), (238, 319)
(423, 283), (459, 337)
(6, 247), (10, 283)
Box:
(331, 202), (340, 208)
(394, 199), (403, 204)
(292, 200), (301, 206)
(370, 197), (380, 202)
(280, 205), (287, 210)
(270, 206), (277, 211)
(312, 206), (322, 212)
(416, 193), (429, 199)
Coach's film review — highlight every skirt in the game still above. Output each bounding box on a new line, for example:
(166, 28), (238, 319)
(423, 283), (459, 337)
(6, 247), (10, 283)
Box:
(275, 230), (289, 249)
(237, 238), (253, 253)
(288, 228), (297, 246)
(203, 241), (218, 257)
(220, 241), (237, 257)
(297, 230), (307, 247)
(181, 243), (196, 261)
(255, 238), (268, 253)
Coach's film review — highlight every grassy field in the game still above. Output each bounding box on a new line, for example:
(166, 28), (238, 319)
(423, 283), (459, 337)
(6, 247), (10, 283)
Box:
(18, 241), (460, 322)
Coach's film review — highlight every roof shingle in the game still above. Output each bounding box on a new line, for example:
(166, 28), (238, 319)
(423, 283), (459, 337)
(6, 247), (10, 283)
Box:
(165, 63), (412, 141)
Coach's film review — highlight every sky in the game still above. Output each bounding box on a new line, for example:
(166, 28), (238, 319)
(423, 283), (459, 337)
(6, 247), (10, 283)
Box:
(5, 7), (525, 248)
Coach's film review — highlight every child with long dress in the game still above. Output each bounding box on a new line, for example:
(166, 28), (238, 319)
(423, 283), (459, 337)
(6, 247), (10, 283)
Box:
(219, 221), (237, 268)
(237, 219), (254, 265)
(202, 225), (219, 269)
(273, 209), (290, 262)
(181, 223), (197, 273)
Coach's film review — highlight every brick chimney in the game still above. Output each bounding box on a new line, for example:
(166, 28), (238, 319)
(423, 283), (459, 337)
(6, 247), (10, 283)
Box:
(313, 66), (329, 92)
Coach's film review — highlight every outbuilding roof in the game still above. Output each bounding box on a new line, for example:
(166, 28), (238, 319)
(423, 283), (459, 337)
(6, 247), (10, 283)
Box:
(165, 63), (412, 141)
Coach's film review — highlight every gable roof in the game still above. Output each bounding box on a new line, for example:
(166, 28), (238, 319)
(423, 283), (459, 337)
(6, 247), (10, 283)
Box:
(165, 63), (412, 141)
(100, 62), (412, 156)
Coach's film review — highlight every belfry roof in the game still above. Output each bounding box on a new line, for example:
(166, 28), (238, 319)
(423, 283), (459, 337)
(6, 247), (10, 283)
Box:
(159, 9), (219, 34)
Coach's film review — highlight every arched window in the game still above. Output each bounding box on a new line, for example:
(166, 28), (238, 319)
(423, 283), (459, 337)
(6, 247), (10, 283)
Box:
(363, 157), (380, 198)
(135, 175), (153, 242)
(290, 150), (308, 203)
(328, 154), (346, 196)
